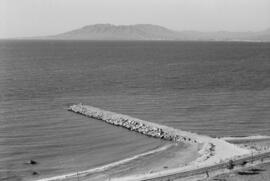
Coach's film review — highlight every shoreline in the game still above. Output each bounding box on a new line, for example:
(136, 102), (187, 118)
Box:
(35, 149), (270, 181)
(35, 144), (174, 181)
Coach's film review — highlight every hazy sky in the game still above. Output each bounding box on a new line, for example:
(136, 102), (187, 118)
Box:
(0, 0), (270, 38)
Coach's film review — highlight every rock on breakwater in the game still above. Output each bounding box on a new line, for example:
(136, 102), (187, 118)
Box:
(68, 104), (198, 144)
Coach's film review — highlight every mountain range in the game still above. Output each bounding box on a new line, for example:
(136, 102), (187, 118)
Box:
(46, 24), (270, 41)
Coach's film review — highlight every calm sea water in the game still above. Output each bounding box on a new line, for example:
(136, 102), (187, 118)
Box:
(0, 40), (270, 180)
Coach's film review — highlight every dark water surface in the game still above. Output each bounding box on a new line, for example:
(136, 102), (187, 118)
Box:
(0, 40), (270, 180)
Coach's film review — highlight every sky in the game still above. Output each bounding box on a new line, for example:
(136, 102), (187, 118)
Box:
(0, 0), (270, 38)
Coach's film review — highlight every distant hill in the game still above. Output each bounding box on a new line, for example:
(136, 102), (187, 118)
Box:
(45, 24), (270, 41)
(49, 24), (180, 40)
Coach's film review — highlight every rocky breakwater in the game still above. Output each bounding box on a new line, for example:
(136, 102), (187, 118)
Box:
(68, 104), (252, 166)
(68, 104), (198, 144)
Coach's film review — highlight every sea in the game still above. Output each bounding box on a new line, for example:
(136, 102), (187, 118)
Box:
(0, 40), (270, 181)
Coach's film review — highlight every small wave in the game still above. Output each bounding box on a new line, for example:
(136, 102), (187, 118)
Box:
(36, 144), (173, 181)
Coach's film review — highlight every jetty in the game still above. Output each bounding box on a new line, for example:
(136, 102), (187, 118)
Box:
(68, 104), (200, 144)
